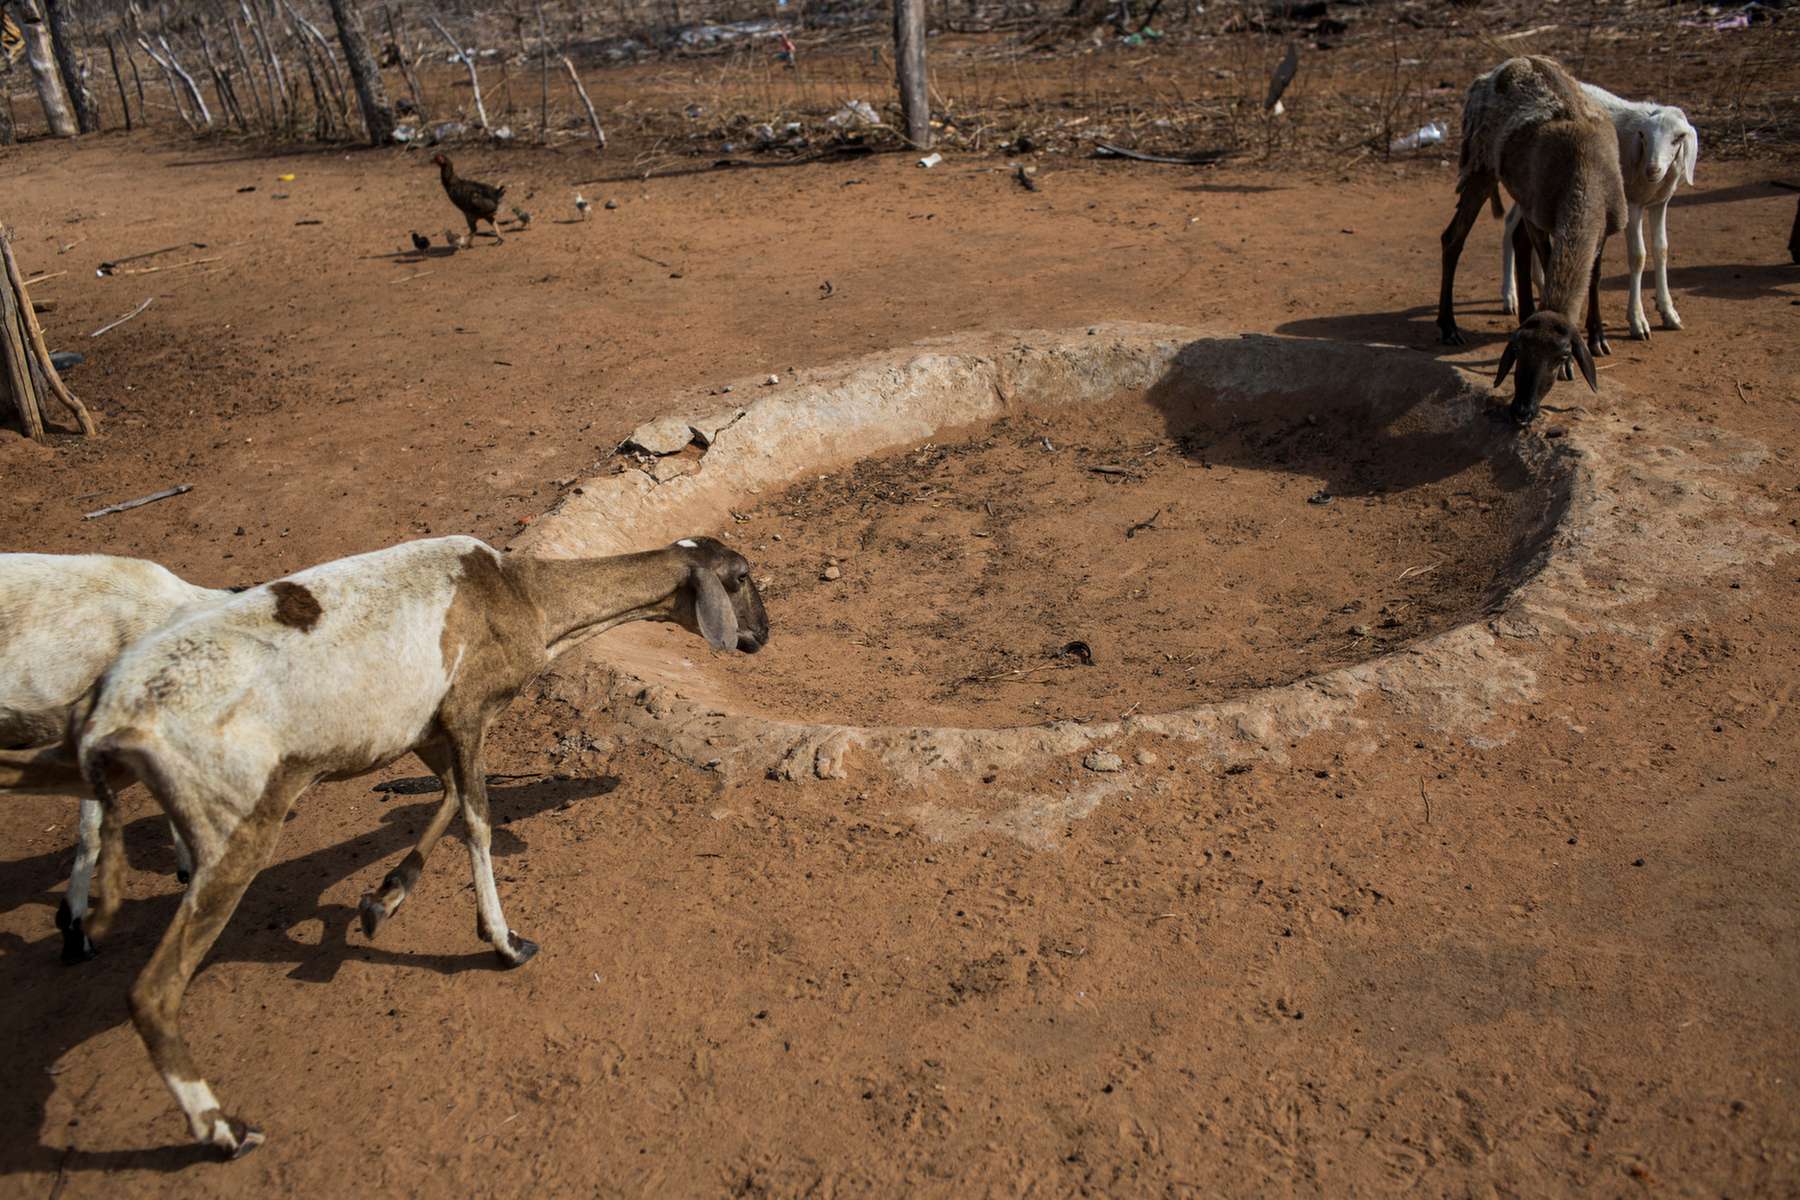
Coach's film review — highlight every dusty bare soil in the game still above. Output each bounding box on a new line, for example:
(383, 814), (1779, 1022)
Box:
(2, 31), (1799, 1200)
(711, 400), (1534, 728)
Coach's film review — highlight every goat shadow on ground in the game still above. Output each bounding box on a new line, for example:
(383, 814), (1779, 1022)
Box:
(0, 770), (617, 1178)
(1177, 182), (1288, 194)
(1140, 334), (1530, 500)
(1603, 261), (1797, 303)
(1670, 180), (1794, 209)
(1271, 302), (1515, 362)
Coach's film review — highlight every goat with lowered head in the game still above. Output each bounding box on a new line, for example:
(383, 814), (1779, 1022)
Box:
(1438, 55), (1627, 425)
(72, 534), (766, 1158)
(1503, 80), (1699, 339)
(1, 553), (230, 962)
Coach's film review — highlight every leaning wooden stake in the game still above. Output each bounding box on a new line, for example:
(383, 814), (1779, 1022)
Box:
(0, 225), (95, 437)
(384, 5), (427, 120)
(0, 263), (43, 440)
(561, 55), (603, 151)
(427, 13), (488, 130)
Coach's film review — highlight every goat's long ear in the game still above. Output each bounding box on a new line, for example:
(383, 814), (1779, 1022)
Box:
(1631, 127), (1648, 177)
(1570, 335), (1599, 393)
(1682, 120), (1699, 185)
(1494, 332), (1519, 387)
(690, 568), (739, 651)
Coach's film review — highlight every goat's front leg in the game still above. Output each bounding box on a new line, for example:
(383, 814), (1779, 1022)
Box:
(1625, 204), (1652, 340)
(1437, 182), (1493, 346)
(1510, 217), (1537, 323)
(358, 742), (460, 939)
(1651, 201), (1682, 329)
(55, 797), (104, 964)
(449, 729), (537, 967)
(1586, 243), (1612, 360)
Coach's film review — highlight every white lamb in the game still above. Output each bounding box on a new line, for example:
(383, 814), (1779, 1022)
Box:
(1502, 80), (1699, 339)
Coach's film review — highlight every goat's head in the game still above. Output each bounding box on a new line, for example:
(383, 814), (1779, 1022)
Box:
(1494, 311), (1596, 426)
(669, 537), (768, 653)
(1633, 108), (1698, 189)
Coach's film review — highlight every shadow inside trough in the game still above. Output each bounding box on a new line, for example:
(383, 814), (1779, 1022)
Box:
(0, 771), (617, 1175)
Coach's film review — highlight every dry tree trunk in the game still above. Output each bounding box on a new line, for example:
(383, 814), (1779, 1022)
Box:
(198, 22), (247, 131)
(105, 33), (133, 130)
(560, 55), (603, 151)
(14, 0), (79, 137)
(227, 14), (270, 130)
(384, 5), (427, 120)
(121, 30), (147, 119)
(535, 0), (548, 140)
(325, 0), (395, 144)
(893, 0), (930, 148)
(136, 35), (198, 131)
(162, 37), (212, 129)
(42, 0), (100, 132)
(241, 0), (289, 131)
(0, 227), (95, 434)
(285, 0), (351, 131)
(427, 13), (488, 130)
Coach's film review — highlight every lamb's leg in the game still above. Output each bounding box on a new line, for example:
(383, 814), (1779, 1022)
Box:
(1500, 204), (1520, 315)
(449, 730), (536, 967)
(1586, 242), (1612, 360)
(1437, 180), (1493, 346)
(1652, 201), (1682, 330)
(1510, 218), (1537, 323)
(172, 822), (193, 885)
(129, 780), (298, 1158)
(1625, 203), (1651, 340)
(358, 743), (460, 939)
(56, 797), (104, 964)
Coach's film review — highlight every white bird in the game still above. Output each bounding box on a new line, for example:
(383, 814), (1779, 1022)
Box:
(574, 192), (592, 220)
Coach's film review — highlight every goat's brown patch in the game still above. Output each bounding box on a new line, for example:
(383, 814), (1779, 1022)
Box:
(269, 582), (323, 632)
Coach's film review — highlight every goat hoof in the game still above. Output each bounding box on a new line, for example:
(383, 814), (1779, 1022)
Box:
(1659, 311), (1683, 331)
(1437, 325), (1466, 347)
(1558, 360), (1574, 382)
(498, 931), (539, 968)
(357, 894), (387, 940)
(1590, 336), (1612, 358)
(55, 898), (73, 932)
(216, 1118), (265, 1160)
(60, 924), (96, 965)
(176, 868), (192, 887)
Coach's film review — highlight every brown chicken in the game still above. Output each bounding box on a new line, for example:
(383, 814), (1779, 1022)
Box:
(432, 153), (505, 244)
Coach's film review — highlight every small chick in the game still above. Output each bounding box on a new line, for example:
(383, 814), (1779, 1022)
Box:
(410, 231), (430, 252)
(445, 227), (468, 251)
(574, 192), (592, 220)
(511, 205), (531, 228)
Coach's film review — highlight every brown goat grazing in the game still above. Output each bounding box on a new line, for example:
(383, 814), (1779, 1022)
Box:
(73, 535), (767, 1158)
(1437, 56), (1627, 425)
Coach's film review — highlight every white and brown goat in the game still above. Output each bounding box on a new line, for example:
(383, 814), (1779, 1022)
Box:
(1, 553), (230, 961)
(1438, 55), (1627, 425)
(73, 534), (767, 1158)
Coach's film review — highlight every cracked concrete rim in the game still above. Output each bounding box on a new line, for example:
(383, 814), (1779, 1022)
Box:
(517, 323), (1794, 786)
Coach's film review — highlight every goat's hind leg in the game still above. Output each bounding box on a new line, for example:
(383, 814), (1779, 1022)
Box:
(358, 742), (460, 939)
(130, 778), (300, 1158)
(449, 731), (537, 967)
(1625, 204), (1652, 340)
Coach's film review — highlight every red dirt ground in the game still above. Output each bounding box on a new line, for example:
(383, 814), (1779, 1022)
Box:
(3, 52), (1798, 1198)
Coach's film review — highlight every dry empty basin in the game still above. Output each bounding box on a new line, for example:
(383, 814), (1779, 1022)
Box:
(520, 326), (1582, 780)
